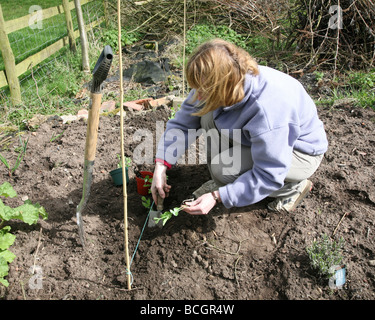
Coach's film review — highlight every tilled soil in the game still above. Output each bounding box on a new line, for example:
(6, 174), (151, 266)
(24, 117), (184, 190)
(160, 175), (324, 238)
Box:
(0, 94), (374, 301)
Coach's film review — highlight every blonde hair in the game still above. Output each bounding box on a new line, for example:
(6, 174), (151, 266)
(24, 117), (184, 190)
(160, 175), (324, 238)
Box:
(186, 39), (259, 116)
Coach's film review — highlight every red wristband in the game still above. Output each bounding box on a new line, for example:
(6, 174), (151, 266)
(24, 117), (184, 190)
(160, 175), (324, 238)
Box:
(155, 158), (172, 169)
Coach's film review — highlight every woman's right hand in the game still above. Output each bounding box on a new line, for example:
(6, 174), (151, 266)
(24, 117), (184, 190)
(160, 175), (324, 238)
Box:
(151, 162), (171, 205)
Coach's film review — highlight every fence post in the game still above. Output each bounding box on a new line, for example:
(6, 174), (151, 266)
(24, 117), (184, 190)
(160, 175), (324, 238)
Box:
(0, 4), (22, 105)
(62, 0), (77, 52)
(74, 0), (90, 73)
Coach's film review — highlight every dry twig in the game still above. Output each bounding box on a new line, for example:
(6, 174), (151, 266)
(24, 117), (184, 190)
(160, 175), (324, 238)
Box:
(333, 212), (349, 236)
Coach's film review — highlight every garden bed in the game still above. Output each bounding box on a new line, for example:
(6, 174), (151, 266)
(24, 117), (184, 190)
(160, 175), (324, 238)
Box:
(0, 91), (374, 300)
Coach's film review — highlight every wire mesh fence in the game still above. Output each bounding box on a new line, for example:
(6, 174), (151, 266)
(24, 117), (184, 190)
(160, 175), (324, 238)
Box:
(0, 0), (105, 123)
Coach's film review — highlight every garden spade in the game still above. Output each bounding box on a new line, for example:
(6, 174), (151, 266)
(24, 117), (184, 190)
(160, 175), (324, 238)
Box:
(148, 194), (164, 228)
(76, 45), (113, 246)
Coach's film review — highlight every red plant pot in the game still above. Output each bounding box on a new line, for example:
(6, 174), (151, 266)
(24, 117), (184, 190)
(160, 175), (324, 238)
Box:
(136, 171), (153, 196)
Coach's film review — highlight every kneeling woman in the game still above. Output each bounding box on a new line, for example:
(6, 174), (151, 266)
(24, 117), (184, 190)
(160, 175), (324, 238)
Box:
(151, 39), (328, 215)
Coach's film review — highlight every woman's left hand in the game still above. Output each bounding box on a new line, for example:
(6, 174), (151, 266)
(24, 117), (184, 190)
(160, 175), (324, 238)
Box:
(182, 193), (217, 215)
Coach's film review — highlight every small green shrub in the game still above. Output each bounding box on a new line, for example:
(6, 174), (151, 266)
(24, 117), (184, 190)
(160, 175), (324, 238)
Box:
(141, 196), (151, 209)
(347, 71), (375, 109)
(101, 28), (142, 52)
(186, 24), (247, 54)
(348, 71), (375, 90)
(306, 234), (345, 278)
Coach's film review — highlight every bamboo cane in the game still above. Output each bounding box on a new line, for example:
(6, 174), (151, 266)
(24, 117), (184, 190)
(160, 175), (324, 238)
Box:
(117, 0), (131, 290)
(182, 0), (186, 97)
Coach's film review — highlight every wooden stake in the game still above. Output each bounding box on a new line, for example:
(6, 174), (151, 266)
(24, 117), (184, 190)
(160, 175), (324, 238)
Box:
(62, 0), (77, 52)
(117, 0), (131, 291)
(0, 4), (22, 105)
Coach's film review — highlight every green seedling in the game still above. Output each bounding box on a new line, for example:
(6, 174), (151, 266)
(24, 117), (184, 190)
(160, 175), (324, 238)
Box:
(306, 234), (345, 278)
(143, 175), (153, 187)
(50, 129), (65, 142)
(143, 175), (154, 194)
(153, 206), (183, 226)
(141, 196), (152, 209)
(117, 154), (131, 168)
(0, 136), (29, 177)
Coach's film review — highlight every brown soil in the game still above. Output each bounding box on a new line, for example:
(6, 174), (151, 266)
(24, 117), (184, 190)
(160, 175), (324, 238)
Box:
(0, 89), (375, 301)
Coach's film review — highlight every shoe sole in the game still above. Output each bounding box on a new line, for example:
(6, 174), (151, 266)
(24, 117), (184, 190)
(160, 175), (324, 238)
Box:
(288, 180), (313, 212)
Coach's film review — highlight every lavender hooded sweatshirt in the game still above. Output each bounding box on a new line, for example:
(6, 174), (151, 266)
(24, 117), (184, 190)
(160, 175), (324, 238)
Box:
(156, 66), (328, 208)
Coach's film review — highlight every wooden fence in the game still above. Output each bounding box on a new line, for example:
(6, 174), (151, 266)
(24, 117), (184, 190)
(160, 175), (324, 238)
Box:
(0, 0), (106, 106)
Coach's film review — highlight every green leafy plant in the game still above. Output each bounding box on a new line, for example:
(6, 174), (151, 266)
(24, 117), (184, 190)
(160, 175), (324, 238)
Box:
(186, 24), (247, 54)
(0, 136), (29, 177)
(154, 207), (183, 226)
(0, 182), (48, 287)
(306, 234), (345, 278)
(117, 154), (131, 168)
(101, 27), (142, 52)
(348, 71), (375, 90)
(143, 175), (153, 188)
(141, 196), (151, 209)
(347, 70), (375, 108)
(314, 71), (325, 82)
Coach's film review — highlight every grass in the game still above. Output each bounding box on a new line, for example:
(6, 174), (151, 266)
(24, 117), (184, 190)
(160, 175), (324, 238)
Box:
(315, 70), (375, 109)
(0, 20), (146, 128)
(1, 43), (102, 127)
(0, 0), (62, 21)
(0, 134), (28, 176)
(0, 1), (108, 127)
(0, 0), (104, 71)
(347, 71), (375, 107)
